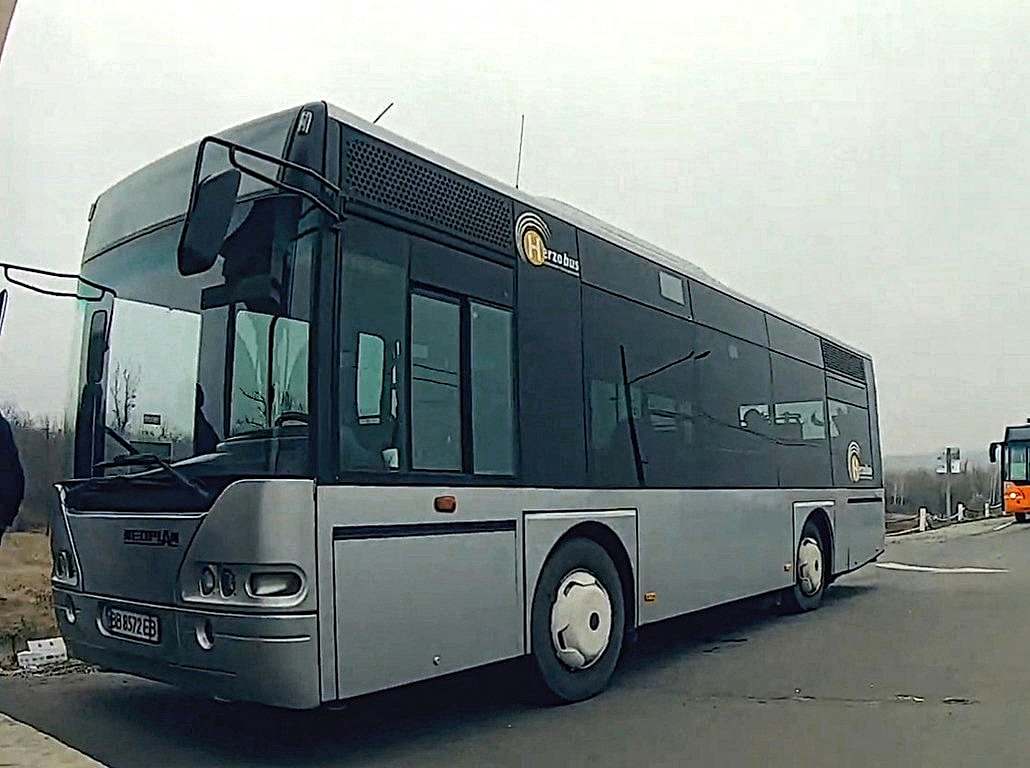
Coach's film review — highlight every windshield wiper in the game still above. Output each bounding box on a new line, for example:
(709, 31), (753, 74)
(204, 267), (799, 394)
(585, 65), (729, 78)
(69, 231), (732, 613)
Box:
(99, 426), (210, 504)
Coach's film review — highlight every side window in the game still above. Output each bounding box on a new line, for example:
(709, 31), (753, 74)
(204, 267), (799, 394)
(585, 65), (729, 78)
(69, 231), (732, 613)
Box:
(771, 353), (830, 487)
(410, 294), (462, 471)
(584, 287), (697, 488)
(693, 327), (776, 487)
(471, 303), (515, 475)
(828, 399), (874, 485)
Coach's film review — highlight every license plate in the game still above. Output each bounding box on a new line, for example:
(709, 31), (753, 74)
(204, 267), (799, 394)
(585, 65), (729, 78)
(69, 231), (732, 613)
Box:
(105, 607), (160, 644)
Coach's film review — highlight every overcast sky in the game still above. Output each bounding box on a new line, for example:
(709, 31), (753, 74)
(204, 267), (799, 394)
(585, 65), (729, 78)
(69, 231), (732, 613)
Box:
(1, 0), (1028, 458)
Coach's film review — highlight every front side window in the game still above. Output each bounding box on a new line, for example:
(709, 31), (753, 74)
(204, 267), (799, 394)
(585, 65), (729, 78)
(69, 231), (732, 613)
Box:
(229, 311), (309, 434)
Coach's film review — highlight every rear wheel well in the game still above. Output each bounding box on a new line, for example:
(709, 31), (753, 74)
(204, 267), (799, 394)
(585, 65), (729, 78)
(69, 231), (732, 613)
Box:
(555, 522), (636, 634)
(805, 509), (834, 578)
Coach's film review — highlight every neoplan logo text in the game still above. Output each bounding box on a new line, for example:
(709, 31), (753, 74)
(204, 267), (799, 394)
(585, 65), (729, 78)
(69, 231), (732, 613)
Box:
(123, 529), (180, 547)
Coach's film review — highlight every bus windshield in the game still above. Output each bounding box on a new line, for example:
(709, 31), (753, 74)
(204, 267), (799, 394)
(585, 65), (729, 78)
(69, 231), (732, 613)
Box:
(1006, 442), (1030, 482)
(68, 193), (318, 505)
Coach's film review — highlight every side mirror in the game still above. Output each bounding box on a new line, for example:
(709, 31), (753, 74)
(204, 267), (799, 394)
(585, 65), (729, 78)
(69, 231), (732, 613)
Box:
(177, 169), (242, 276)
(989, 442), (1000, 463)
(0, 289), (7, 339)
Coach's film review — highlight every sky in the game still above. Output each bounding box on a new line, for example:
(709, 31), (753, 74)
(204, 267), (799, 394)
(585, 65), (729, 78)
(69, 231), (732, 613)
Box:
(1, 0), (1029, 458)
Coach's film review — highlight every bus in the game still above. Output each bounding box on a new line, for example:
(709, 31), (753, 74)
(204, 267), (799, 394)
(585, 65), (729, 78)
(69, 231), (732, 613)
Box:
(31, 102), (884, 709)
(990, 423), (1030, 522)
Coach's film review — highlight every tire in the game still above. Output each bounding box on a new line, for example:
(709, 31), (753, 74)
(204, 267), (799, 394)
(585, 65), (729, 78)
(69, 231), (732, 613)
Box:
(783, 519), (828, 613)
(530, 537), (625, 704)
(1016, 513), (1027, 524)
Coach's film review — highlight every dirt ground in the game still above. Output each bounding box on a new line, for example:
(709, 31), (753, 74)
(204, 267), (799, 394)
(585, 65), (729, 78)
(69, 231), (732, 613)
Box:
(0, 531), (57, 663)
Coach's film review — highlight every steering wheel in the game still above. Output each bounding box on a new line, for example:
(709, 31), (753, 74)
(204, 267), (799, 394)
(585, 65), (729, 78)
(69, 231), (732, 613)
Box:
(274, 411), (310, 427)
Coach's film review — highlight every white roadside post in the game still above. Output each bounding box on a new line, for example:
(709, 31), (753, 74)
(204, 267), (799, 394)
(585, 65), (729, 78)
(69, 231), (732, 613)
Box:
(985, 501), (990, 519)
(957, 502), (965, 522)
(919, 506), (928, 532)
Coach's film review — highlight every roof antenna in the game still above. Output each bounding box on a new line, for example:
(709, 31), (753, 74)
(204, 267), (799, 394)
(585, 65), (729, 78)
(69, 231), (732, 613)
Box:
(515, 114), (526, 189)
(373, 102), (394, 125)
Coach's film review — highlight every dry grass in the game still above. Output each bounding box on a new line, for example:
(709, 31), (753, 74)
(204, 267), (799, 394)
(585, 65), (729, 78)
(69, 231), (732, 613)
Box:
(0, 532), (58, 647)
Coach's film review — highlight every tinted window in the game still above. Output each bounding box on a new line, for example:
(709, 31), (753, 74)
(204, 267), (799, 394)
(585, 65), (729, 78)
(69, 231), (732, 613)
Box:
(410, 295), (462, 471)
(829, 399), (875, 486)
(767, 315), (822, 366)
(471, 303), (515, 474)
(824, 401), (873, 483)
(584, 287), (697, 487)
(772, 353), (831, 487)
(694, 327), (776, 487)
(827, 375), (868, 408)
(690, 280), (768, 345)
(338, 222), (408, 472)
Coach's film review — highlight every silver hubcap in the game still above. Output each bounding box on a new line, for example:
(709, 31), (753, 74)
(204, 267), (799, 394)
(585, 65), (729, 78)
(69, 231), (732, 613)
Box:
(797, 537), (823, 596)
(550, 569), (613, 670)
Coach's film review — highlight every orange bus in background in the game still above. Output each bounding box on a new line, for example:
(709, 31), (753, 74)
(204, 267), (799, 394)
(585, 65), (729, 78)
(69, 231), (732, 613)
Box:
(990, 424), (1030, 522)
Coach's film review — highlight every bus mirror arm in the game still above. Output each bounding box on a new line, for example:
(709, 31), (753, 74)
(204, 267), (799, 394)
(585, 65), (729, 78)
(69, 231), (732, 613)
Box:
(990, 442), (1000, 463)
(179, 136), (344, 276)
(0, 262), (116, 302)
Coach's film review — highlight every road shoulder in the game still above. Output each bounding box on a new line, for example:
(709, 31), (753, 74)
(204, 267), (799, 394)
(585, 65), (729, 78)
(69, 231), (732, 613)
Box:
(0, 712), (108, 767)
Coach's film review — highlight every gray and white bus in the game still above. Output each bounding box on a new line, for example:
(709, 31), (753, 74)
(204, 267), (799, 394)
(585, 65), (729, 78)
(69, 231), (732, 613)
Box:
(44, 102), (884, 709)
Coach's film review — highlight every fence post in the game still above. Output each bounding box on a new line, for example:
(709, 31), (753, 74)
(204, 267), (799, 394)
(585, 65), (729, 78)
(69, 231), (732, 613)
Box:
(957, 503), (965, 522)
(985, 501), (991, 519)
(919, 507), (928, 532)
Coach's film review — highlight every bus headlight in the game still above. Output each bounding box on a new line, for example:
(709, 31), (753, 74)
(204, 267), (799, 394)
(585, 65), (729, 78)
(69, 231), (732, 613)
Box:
(219, 568), (236, 597)
(55, 551), (69, 579)
(199, 566), (217, 596)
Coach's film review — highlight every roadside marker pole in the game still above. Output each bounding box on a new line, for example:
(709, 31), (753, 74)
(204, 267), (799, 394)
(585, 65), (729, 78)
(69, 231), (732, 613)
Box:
(919, 507), (928, 532)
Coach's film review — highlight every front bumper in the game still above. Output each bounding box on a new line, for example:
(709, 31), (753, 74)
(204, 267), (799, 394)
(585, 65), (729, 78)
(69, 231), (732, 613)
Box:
(54, 587), (321, 709)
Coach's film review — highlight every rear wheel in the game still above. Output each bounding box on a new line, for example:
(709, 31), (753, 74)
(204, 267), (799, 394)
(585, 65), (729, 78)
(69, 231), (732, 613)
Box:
(530, 538), (625, 703)
(783, 519), (827, 613)
(1016, 513), (1027, 524)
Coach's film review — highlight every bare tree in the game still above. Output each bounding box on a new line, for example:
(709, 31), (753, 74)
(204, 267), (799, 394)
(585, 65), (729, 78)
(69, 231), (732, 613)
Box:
(108, 362), (140, 433)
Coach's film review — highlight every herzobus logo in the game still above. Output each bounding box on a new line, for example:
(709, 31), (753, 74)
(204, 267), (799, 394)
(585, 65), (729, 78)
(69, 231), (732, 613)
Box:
(515, 211), (580, 275)
(847, 442), (863, 484)
(847, 442), (874, 483)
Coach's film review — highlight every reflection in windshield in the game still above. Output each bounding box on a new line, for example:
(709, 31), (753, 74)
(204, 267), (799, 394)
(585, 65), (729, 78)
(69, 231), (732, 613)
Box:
(106, 299), (201, 462)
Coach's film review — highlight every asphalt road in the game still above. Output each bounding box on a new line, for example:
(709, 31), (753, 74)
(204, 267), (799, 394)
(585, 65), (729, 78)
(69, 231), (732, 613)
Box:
(3, 518), (1029, 768)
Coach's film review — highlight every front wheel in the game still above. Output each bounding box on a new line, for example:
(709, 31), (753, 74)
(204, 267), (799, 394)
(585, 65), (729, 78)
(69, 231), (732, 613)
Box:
(1016, 513), (1027, 524)
(530, 538), (625, 704)
(783, 520), (828, 613)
